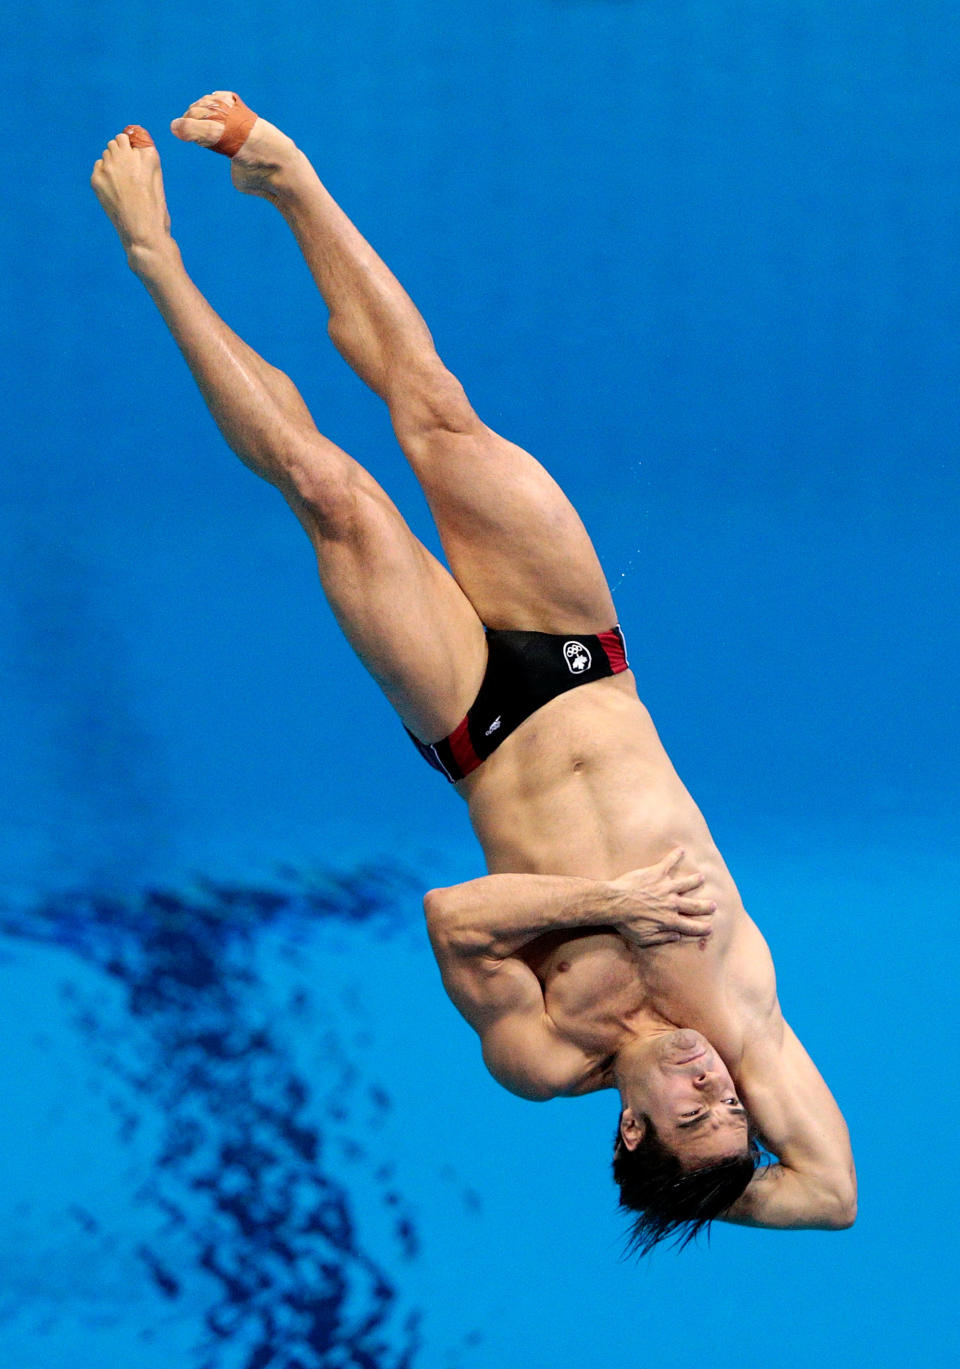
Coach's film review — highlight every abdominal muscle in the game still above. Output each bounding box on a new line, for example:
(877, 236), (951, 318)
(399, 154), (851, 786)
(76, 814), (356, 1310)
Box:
(462, 673), (739, 894)
(459, 673), (763, 1063)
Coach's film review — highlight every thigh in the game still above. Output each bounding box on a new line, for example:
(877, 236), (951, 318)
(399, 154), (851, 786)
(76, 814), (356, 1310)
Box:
(289, 455), (487, 743)
(397, 394), (617, 632)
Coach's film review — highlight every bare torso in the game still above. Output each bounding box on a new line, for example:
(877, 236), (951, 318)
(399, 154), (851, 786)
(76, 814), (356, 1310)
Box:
(458, 671), (777, 1092)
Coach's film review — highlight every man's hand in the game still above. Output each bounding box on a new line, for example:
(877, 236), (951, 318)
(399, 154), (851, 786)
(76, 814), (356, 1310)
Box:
(610, 847), (717, 948)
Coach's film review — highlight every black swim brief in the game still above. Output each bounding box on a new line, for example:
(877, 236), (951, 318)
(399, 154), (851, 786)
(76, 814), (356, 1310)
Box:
(406, 624), (629, 783)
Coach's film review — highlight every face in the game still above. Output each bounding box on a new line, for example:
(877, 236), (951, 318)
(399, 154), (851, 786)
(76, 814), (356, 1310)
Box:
(617, 1029), (749, 1169)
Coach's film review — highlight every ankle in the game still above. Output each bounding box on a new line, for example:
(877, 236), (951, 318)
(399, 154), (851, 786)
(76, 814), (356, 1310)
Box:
(269, 147), (317, 208)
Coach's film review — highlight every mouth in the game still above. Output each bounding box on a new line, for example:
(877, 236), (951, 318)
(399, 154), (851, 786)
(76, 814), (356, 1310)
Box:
(673, 1048), (706, 1065)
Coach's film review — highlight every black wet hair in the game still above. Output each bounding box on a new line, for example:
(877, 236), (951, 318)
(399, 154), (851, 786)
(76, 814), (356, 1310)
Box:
(612, 1118), (764, 1257)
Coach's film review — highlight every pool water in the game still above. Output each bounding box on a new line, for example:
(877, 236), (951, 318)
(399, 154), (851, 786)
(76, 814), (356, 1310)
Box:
(2, 3), (958, 1365)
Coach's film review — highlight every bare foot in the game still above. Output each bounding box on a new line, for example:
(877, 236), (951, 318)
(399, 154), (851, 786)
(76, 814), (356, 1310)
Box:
(90, 127), (175, 270)
(170, 91), (305, 201)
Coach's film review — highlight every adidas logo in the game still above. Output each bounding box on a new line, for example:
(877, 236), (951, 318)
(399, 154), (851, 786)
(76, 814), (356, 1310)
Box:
(484, 716), (502, 737)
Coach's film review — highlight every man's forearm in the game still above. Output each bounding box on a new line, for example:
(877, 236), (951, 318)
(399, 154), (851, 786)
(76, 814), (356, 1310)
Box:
(721, 1163), (857, 1231)
(423, 874), (621, 959)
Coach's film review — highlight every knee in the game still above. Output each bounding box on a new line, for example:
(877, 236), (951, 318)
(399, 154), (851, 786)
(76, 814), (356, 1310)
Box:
(389, 362), (482, 450)
(282, 440), (363, 536)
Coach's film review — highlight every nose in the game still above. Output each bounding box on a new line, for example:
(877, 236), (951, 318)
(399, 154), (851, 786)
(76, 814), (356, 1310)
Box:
(692, 1070), (722, 1093)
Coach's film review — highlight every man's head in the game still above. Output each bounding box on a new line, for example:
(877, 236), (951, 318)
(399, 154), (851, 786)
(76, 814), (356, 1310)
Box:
(612, 1028), (763, 1254)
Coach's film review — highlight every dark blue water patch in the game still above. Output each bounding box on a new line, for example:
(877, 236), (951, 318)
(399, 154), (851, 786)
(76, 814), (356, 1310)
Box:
(0, 861), (434, 1369)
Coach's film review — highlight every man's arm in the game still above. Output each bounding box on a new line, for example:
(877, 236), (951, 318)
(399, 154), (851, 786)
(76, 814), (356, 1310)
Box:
(723, 1014), (857, 1230)
(423, 854), (714, 1100)
(424, 884), (597, 1099)
(424, 848), (714, 961)
(724, 1164), (855, 1230)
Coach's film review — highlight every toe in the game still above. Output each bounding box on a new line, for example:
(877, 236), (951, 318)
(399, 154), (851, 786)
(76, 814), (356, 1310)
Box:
(182, 93), (233, 120)
(170, 115), (223, 146)
(123, 124), (155, 149)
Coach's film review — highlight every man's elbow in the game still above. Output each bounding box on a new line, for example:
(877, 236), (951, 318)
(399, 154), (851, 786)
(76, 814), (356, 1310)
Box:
(423, 888), (453, 942)
(826, 1203), (856, 1230)
(422, 887), (445, 925)
(835, 1191), (858, 1229)
(423, 888), (474, 945)
(838, 1159), (858, 1227)
(826, 1178), (858, 1229)
(423, 887), (494, 957)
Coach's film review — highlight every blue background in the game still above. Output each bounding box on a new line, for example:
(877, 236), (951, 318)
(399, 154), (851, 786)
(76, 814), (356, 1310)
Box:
(2, 2), (958, 1365)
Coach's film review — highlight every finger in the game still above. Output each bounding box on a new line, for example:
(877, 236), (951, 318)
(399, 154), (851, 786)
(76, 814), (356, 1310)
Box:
(672, 873), (705, 894)
(677, 920), (713, 938)
(661, 845), (685, 874)
(676, 897), (717, 916)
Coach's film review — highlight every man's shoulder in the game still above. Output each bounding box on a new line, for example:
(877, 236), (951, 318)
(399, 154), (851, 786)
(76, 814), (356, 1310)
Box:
(724, 909), (780, 1020)
(480, 1012), (597, 1101)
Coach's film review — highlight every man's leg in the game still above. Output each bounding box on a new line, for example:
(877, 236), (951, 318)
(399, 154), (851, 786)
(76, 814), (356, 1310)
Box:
(171, 95), (619, 635)
(91, 129), (486, 742)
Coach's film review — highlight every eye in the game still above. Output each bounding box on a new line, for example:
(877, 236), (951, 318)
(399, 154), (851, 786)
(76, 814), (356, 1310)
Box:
(723, 1097), (740, 1106)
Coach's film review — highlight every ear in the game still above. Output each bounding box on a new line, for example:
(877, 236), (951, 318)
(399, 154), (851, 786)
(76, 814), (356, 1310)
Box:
(619, 1107), (647, 1152)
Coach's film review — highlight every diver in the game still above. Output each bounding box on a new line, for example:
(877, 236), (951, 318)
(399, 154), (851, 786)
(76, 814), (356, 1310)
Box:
(91, 95), (856, 1252)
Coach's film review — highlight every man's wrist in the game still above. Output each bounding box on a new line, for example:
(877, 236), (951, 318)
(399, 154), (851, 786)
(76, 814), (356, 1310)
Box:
(592, 878), (628, 927)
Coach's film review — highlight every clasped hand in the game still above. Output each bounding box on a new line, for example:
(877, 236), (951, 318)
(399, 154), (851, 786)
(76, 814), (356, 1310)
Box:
(610, 846), (717, 947)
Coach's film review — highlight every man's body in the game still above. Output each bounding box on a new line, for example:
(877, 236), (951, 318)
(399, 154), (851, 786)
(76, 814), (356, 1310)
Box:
(91, 94), (855, 1238)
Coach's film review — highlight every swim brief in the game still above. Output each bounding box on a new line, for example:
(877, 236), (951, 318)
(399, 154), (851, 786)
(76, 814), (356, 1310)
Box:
(406, 624), (629, 783)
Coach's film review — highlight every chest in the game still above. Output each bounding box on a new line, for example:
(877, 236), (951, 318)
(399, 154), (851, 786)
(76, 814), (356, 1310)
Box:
(518, 931), (646, 1052)
(520, 928), (745, 1061)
